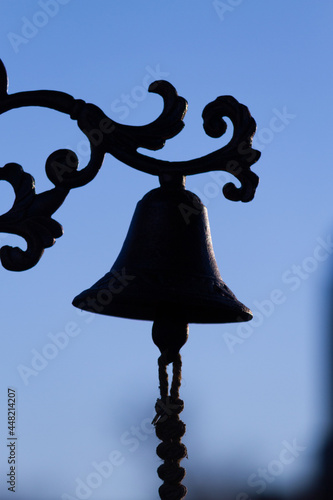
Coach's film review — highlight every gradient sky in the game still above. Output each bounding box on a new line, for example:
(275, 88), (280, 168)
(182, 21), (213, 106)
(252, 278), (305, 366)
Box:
(0, 1), (333, 499)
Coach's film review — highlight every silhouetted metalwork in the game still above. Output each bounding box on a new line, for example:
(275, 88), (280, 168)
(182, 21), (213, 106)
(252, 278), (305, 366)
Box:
(0, 60), (261, 499)
(0, 59), (259, 272)
(72, 183), (252, 323)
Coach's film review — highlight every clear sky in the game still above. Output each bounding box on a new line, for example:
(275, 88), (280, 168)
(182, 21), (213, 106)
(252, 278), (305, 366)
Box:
(0, 1), (332, 499)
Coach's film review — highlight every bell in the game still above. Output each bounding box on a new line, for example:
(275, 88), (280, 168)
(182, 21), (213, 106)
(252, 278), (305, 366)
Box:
(72, 184), (252, 324)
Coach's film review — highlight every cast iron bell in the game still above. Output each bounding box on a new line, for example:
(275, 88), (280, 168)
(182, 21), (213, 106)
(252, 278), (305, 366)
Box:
(72, 178), (252, 324)
(0, 64), (261, 500)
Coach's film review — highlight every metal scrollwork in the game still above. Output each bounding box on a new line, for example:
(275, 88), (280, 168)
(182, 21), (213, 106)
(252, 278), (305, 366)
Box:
(0, 60), (260, 271)
(0, 163), (68, 271)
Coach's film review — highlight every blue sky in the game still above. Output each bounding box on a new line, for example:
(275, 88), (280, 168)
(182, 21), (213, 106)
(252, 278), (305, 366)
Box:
(0, 1), (332, 499)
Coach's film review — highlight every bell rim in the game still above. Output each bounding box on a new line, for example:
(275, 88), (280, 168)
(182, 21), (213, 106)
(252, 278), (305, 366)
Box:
(72, 269), (253, 324)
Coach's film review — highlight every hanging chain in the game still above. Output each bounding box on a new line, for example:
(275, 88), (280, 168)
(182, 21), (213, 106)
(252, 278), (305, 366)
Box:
(152, 351), (188, 500)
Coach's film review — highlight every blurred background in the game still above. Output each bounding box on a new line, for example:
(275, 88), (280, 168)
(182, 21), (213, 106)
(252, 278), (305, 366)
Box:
(0, 1), (332, 498)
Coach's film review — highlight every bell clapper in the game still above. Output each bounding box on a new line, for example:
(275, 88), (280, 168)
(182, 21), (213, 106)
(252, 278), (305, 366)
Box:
(152, 319), (188, 499)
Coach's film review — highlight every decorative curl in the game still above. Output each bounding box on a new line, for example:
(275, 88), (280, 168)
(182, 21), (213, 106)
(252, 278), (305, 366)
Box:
(0, 59), (8, 97)
(0, 59), (260, 270)
(0, 163), (68, 271)
(109, 90), (260, 202)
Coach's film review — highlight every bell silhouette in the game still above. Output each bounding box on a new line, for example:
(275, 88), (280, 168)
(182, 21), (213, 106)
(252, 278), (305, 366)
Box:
(72, 184), (252, 324)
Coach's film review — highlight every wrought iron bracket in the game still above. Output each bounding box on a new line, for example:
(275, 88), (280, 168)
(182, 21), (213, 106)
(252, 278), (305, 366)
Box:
(0, 60), (260, 271)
